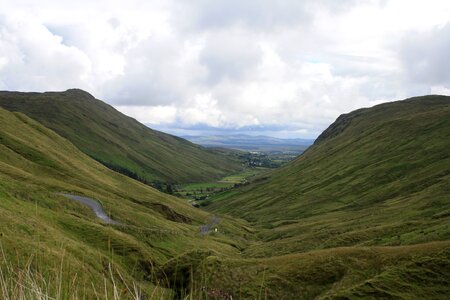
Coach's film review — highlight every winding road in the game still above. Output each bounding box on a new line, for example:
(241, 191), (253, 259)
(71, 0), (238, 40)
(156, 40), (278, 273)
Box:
(60, 193), (120, 225)
(199, 216), (220, 234)
(61, 193), (220, 234)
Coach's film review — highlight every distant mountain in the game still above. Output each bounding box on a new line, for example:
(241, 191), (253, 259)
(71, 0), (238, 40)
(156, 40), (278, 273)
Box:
(183, 134), (314, 152)
(0, 89), (241, 184)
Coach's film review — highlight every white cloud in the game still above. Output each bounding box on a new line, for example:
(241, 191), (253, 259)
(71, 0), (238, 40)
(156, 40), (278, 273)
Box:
(115, 105), (177, 124)
(431, 86), (450, 96)
(1, 0), (450, 138)
(0, 15), (92, 91)
(179, 93), (225, 127)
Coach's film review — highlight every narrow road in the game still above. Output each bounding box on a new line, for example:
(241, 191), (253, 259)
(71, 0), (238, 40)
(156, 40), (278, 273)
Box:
(60, 193), (120, 225)
(61, 193), (219, 234)
(199, 216), (220, 234)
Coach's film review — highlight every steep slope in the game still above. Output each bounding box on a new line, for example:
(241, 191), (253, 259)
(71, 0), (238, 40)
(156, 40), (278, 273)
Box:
(0, 89), (241, 184)
(208, 95), (450, 254)
(192, 241), (450, 299)
(0, 107), (249, 298)
(1, 96), (449, 299)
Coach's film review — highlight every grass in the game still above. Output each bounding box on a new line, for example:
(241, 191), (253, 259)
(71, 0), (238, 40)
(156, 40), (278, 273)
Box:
(218, 168), (267, 183)
(191, 241), (450, 299)
(0, 107), (252, 298)
(0, 89), (242, 184)
(0, 95), (450, 298)
(1, 239), (449, 299)
(0, 242), (155, 299)
(176, 168), (268, 201)
(180, 167), (267, 189)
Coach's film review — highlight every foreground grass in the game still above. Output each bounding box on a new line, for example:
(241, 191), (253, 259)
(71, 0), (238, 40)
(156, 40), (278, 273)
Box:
(1, 240), (448, 299)
(0, 242), (152, 299)
(191, 241), (450, 299)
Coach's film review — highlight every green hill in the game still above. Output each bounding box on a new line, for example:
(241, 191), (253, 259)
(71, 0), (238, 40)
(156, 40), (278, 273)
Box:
(0, 106), (249, 298)
(1, 94), (449, 299)
(193, 241), (450, 299)
(193, 95), (450, 298)
(0, 89), (241, 185)
(208, 95), (450, 254)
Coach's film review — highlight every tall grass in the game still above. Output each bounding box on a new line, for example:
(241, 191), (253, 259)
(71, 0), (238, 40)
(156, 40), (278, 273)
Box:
(0, 242), (150, 300)
(0, 242), (237, 300)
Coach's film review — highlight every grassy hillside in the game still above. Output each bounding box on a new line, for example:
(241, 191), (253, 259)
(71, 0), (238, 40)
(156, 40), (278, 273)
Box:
(0, 89), (242, 185)
(1, 94), (449, 299)
(208, 95), (450, 255)
(0, 106), (250, 298)
(192, 241), (450, 299)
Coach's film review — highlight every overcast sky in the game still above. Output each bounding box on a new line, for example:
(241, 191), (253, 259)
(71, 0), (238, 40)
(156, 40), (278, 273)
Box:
(1, 0), (450, 138)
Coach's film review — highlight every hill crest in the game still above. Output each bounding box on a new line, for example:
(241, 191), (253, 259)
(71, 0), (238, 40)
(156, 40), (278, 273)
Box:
(0, 89), (242, 184)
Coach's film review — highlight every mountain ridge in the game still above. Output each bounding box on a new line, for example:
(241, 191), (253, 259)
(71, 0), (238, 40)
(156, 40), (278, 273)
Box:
(0, 105), (249, 297)
(0, 89), (242, 184)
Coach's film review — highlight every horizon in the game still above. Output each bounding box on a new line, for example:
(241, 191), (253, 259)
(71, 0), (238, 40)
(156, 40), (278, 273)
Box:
(1, 1), (450, 138)
(150, 123), (320, 139)
(178, 133), (315, 139)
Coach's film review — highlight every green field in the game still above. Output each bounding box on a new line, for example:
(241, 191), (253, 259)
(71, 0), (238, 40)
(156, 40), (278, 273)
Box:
(218, 168), (267, 183)
(176, 168), (269, 202)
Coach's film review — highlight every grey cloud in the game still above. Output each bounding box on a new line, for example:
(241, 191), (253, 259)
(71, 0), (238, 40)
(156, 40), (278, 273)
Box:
(400, 22), (450, 86)
(108, 18), (121, 29)
(103, 35), (201, 106)
(199, 30), (262, 84)
(175, 0), (311, 30)
(104, 74), (180, 106)
(173, 0), (361, 32)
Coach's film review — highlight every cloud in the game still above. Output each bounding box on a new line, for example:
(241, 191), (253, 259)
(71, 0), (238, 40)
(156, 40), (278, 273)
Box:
(115, 105), (177, 124)
(1, 0), (450, 138)
(0, 15), (91, 91)
(199, 28), (262, 84)
(176, 0), (312, 30)
(400, 22), (450, 86)
(430, 85), (450, 96)
(174, 0), (361, 32)
(103, 34), (206, 106)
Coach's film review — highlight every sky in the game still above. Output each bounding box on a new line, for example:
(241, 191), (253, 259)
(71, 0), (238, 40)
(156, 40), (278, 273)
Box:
(1, 0), (450, 138)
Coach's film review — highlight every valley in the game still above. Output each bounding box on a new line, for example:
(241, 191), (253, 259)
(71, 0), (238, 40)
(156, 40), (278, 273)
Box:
(175, 167), (269, 206)
(0, 92), (449, 299)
